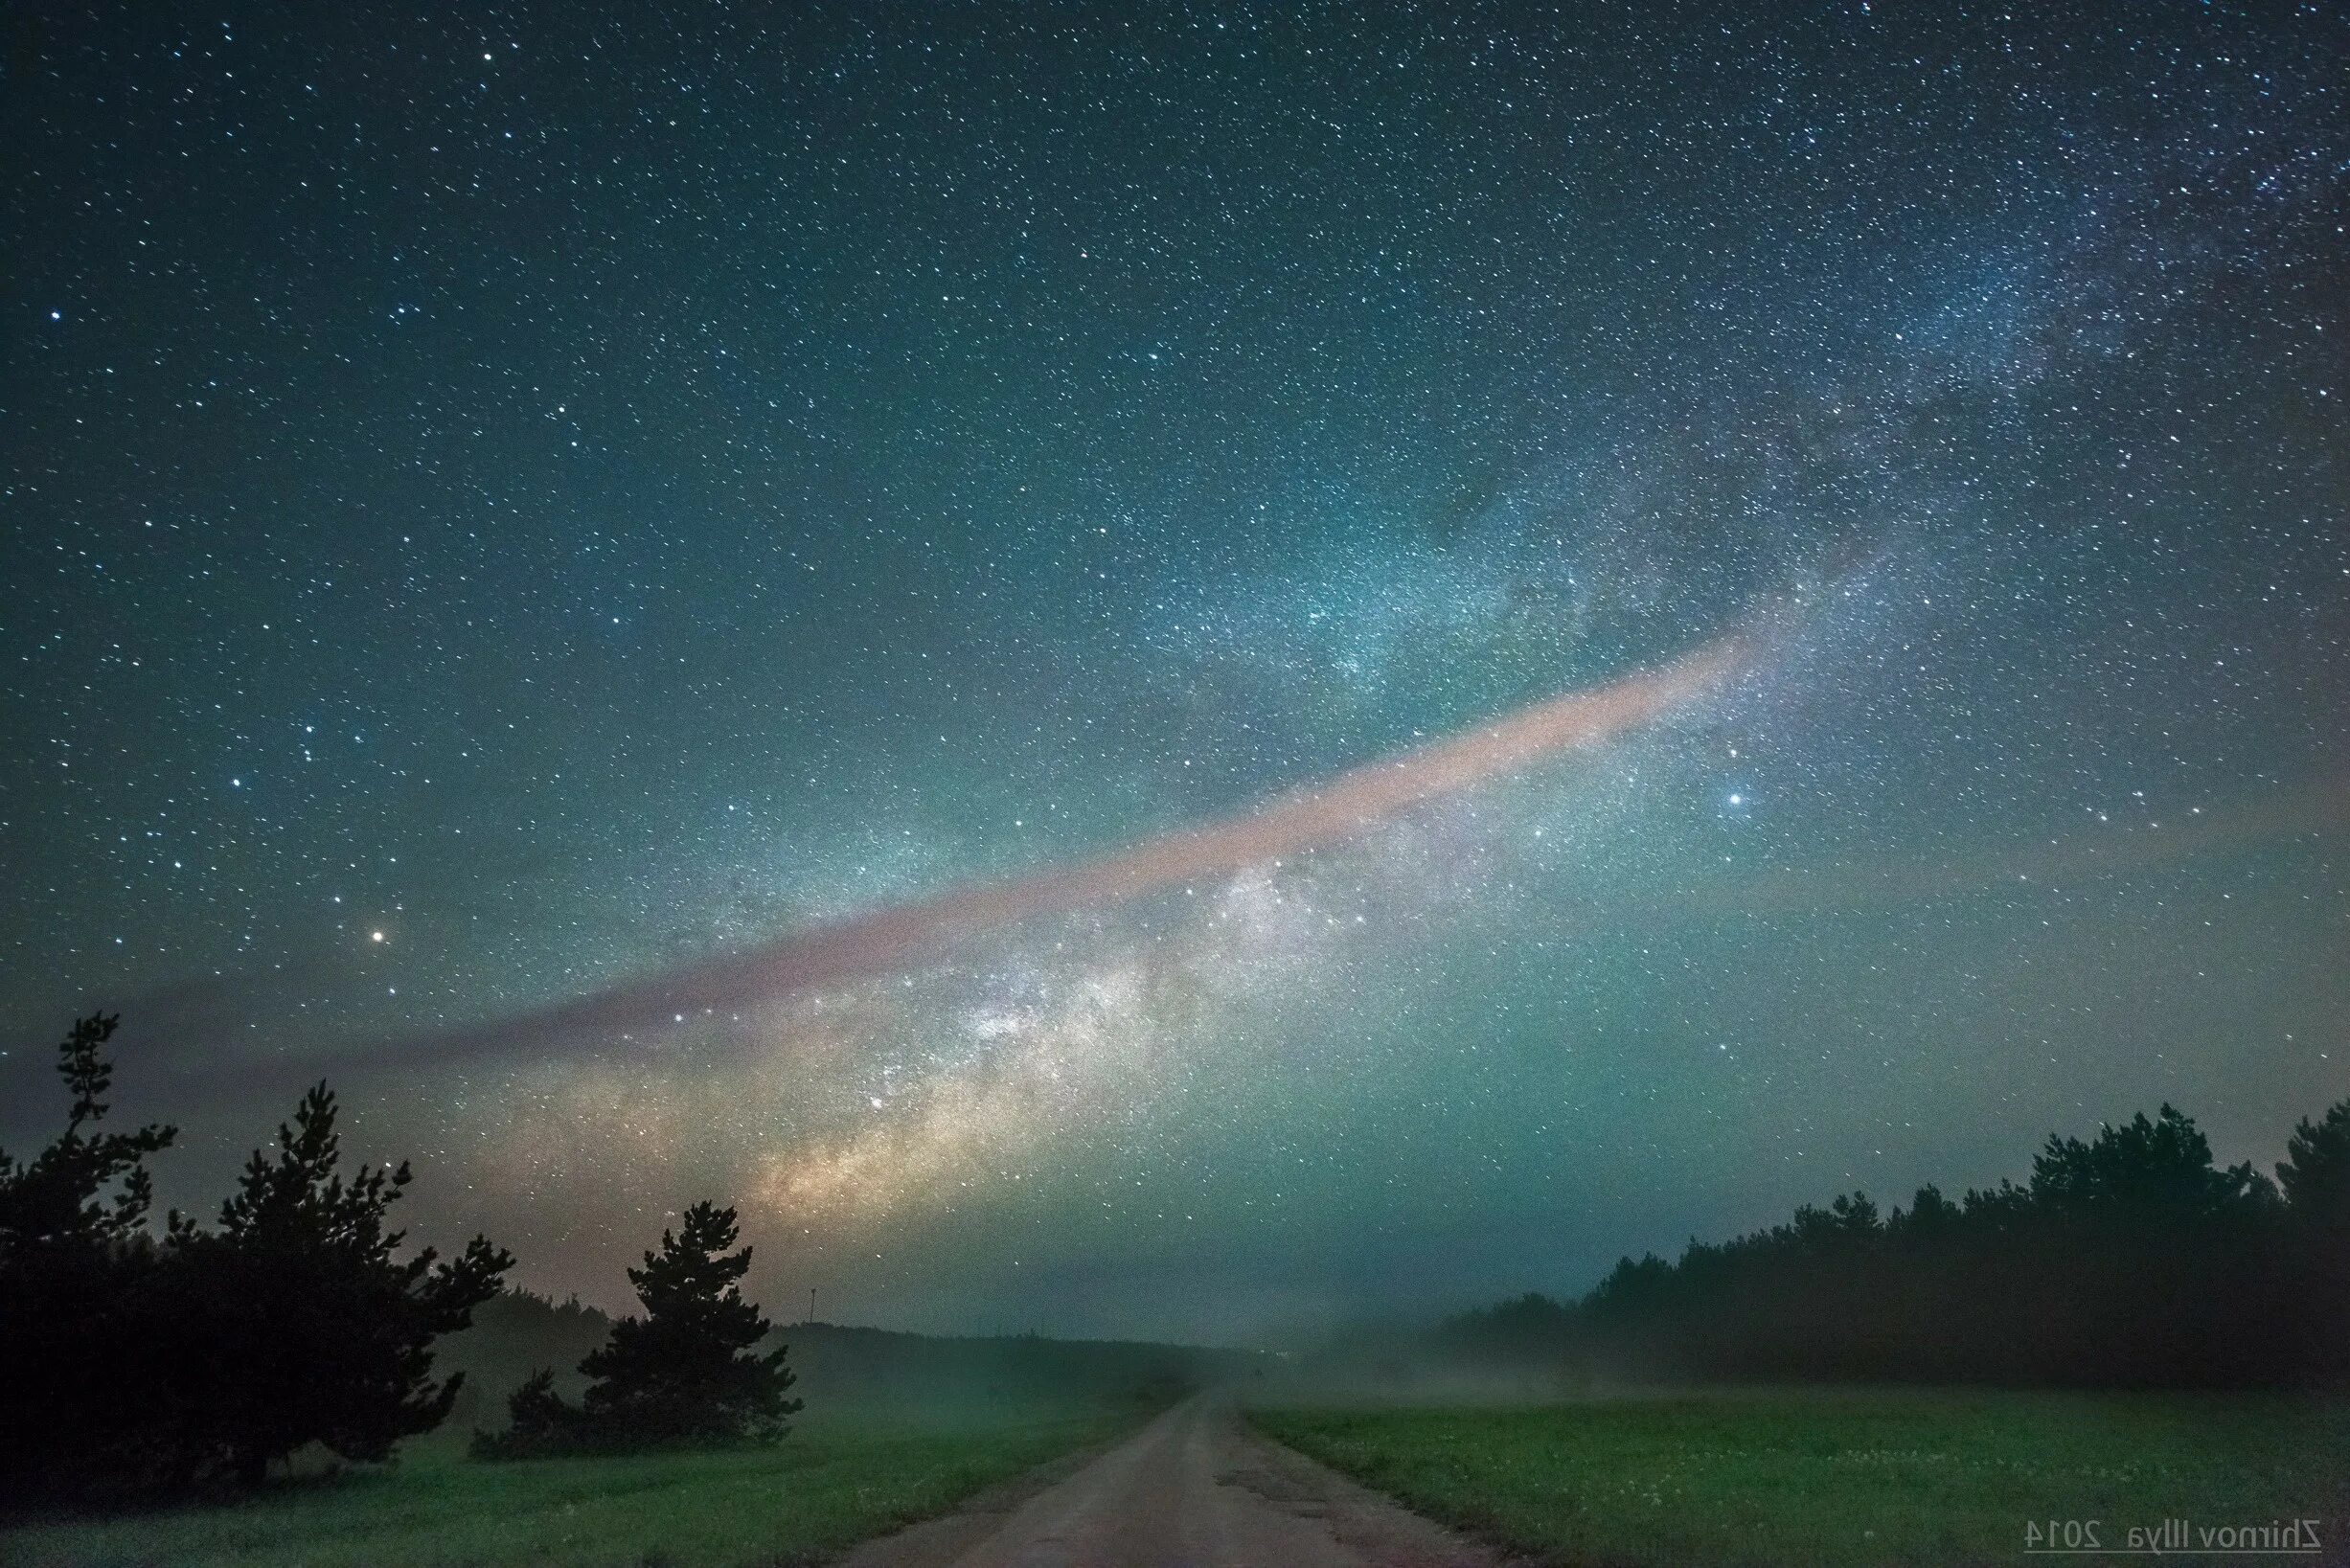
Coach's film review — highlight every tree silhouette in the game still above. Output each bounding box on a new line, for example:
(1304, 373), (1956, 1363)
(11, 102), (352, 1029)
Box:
(1447, 1097), (2350, 1390)
(580, 1200), (799, 1443)
(0, 1013), (178, 1497)
(160, 1083), (513, 1485)
(2029, 1104), (2277, 1217)
(479, 1199), (799, 1457)
(2277, 1101), (2350, 1380)
(2277, 1101), (2350, 1227)
(0, 1013), (177, 1250)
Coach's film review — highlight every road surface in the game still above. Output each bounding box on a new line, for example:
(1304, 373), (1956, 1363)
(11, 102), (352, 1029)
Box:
(836, 1391), (1508, 1568)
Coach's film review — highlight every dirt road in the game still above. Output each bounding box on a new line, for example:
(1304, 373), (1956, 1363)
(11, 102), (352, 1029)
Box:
(835, 1391), (1506, 1568)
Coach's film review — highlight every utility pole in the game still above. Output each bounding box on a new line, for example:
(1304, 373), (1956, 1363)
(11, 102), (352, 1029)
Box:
(809, 1285), (817, 1325)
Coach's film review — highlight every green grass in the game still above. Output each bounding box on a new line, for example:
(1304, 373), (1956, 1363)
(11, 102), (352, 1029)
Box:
(3, 1398), (1150, 1568)
(1253, 1388), (2350, 1567)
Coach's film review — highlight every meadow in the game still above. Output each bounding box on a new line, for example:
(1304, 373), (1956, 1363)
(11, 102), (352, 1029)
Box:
(1252, 1387), (2350, 1567)
(0, 1287), (1244, 1568)
(0, 1397), (1146, 1568)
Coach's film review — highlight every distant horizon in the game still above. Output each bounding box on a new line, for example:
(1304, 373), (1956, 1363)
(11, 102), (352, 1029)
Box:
(450, 1083), (2340, 1349)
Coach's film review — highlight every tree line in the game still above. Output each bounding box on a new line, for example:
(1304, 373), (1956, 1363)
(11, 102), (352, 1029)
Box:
(1446, 1097), (2350, 1386)
(0, 1013), (798, 1505)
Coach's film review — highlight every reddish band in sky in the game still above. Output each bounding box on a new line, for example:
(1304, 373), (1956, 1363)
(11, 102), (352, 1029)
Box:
(414, 631), (1753, 1063)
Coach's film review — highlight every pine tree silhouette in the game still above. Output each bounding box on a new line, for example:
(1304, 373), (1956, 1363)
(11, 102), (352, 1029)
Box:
(2277, 1101), (2350, 1379)
(5, 1013), (513, 1495)
(479, 1199), (799, 1456)
(2277, 1101), (2350, 1228)
(0, 1013), (177, 1250)
(1450, 1098), (2350, 1389)
(579, 1200), (801, 1444)
(0, 1013), (178, 1497)
(166, 1082), (513, 1485)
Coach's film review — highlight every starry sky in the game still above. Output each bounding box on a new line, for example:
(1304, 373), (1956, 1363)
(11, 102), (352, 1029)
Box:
(3, 2), (2344, 1344)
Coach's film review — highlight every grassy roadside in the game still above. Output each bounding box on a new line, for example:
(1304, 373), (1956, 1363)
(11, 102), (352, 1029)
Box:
(2, 1398), (1150, 1568)
(1251, 1388), (2350, 1567)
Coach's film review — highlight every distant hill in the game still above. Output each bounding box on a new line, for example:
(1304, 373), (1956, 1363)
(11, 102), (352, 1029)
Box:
(434, 1292), (613, 1431)
(435, 1291), (1266, 1432)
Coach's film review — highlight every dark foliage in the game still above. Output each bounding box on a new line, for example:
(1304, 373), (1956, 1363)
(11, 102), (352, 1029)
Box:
(156, 1084), (514, 1486)
(0, 1014), (176, 1248)
(476, 1200), (800, 1458)
(2276, 1100), (2350, 1383)
(0, 1014), (178, 1498)
(1445, 1099), (2350, 1388)
(0, 1014), (510, 1502)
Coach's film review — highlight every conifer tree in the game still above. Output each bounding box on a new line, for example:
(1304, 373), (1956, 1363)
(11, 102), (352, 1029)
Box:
(2277, 1099), (2350, 1379)
(166, 1082), (513, 1485)
(0, 1013), (177, 1252)
(478, 1199), (799, 1456)
(579, 1200), (800, 1444)
(0, 1013), (178, 1496)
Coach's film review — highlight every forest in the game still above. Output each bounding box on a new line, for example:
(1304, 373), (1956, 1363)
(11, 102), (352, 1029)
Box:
(1445, 1098), (2350, 1387)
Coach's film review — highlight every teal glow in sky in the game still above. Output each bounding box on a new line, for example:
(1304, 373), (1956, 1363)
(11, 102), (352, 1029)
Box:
(2, 2), (2343, 1341)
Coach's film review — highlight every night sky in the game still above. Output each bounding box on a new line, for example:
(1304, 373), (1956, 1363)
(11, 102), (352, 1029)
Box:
(3, 3), (2344, 1343)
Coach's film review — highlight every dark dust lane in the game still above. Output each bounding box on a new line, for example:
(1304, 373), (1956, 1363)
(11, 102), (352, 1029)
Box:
(835, 1392), (1505, 1568)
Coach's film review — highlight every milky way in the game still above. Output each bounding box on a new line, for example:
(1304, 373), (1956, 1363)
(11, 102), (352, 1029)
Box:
(3, 4), (2343, 1341)
(416, 625), (1756, 1066)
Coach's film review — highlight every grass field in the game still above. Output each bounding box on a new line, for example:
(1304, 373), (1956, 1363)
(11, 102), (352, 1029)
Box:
(1253, 1388), (2350, 1567)
(2, 1398), (1149, 1568)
